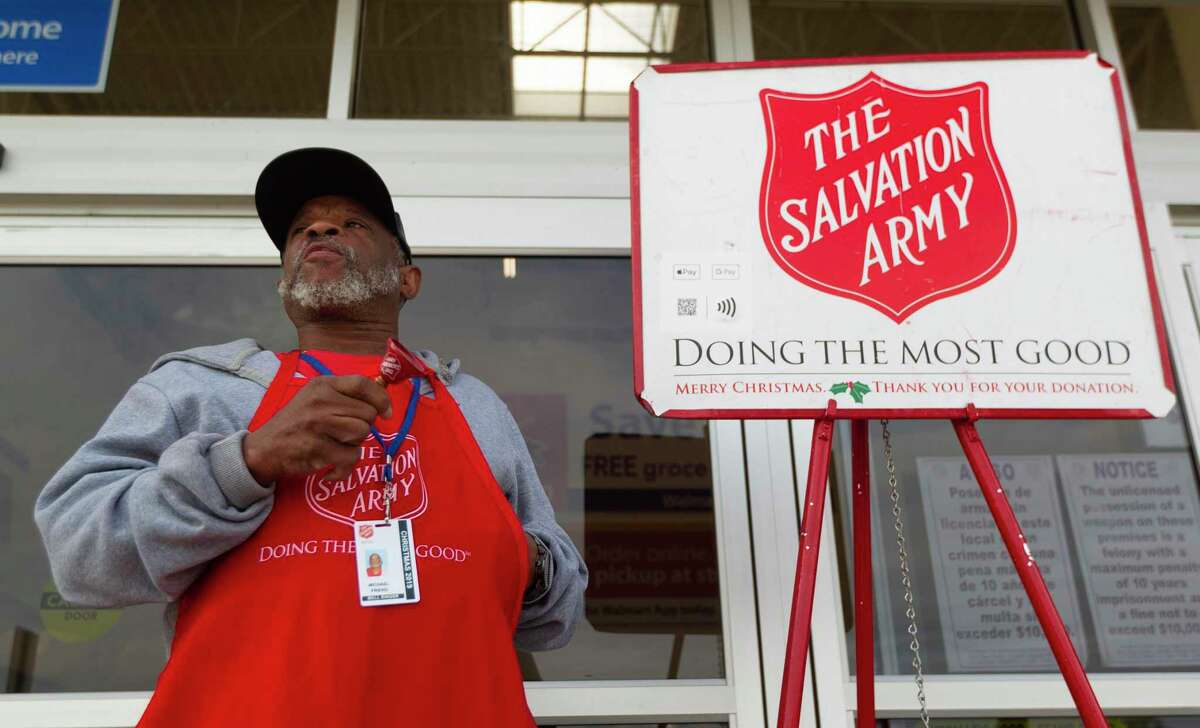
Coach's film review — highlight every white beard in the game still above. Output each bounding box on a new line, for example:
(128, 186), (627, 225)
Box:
(278, 239), (402, 313)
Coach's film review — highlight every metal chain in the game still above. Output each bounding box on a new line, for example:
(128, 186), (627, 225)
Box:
(881, 419), (931, 728)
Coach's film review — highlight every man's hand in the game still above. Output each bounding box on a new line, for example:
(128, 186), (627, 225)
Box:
(242, 375), (392, 485)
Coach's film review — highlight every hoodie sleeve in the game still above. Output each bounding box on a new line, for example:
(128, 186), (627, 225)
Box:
(493, 400), (589, 652)
(33, 378), (274, 608)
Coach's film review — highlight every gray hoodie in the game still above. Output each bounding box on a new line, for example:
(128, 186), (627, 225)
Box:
(33, 338), (586, 652)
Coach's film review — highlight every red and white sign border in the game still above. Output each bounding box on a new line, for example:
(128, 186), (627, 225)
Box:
(630, 51), (1174, 421)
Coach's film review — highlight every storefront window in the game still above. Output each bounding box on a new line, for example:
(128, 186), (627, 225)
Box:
(0, 0), (337, 117)
(748, 1), (1079, 60)
(1110, 2), (1200, 130)
(831, 411), (1200, 676)
(0, 258), (724, 692)
(353, 0), (711, 119)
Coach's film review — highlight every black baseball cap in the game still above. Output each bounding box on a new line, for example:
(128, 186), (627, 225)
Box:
(254, 147), (411, 262)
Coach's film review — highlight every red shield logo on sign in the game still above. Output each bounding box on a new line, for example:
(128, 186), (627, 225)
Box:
(305, 434), (429, 526)
(759, 73), (1016, 322)
(358, 525), (374, 539)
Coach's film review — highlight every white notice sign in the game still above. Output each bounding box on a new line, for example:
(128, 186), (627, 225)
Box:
(1058, 453), (1200, 668)
(917, 456), (1087, 672)
(632, 53), (1174, 418)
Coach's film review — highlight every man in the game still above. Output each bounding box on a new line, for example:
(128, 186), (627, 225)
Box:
(366, 552), (384, 578)
(35, 148), (587, 726)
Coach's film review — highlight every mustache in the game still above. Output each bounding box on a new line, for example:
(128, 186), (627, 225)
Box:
(298, 236), (356, 262)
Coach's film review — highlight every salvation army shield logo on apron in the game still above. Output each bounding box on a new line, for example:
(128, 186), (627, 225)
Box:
(758, 73), (1016, 322)
(304, 433), (429, 526)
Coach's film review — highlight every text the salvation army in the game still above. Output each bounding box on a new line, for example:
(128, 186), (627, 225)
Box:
(775, 96), (976, 286)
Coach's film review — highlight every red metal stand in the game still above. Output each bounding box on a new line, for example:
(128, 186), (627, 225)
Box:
(954, 419), (1107, 727)
(776, 411), (835, 728)
(775, 415), (1108, 728)
(851, 420), (875, 728)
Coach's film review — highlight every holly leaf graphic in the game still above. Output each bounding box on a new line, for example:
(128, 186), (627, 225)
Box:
(849, 382), (871, 404)
(830, 382), (849, 395)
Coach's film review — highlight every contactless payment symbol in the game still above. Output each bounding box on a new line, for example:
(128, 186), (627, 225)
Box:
(759, 73), (1016, 322)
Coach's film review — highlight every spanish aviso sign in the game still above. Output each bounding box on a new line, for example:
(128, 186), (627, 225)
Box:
(631, 52), (1175, 419)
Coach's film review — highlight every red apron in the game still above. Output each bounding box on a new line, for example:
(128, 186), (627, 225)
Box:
(138, 349), (534, 727)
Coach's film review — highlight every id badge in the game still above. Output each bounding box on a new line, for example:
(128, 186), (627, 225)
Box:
(353, 519), (421, 607)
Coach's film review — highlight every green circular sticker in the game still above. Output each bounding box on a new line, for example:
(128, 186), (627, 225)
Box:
(39, 582), (120, 643)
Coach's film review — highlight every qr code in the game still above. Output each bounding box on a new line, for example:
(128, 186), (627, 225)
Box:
(677, 297), (698, 316)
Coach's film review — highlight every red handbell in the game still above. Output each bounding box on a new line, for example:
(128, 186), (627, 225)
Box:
(375, 337), (433, 385)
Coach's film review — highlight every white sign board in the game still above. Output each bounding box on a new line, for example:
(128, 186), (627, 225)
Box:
(916, 456), (1087, 671)
(632, 53), (1174, 419)
(1058, 453), (1200, 667)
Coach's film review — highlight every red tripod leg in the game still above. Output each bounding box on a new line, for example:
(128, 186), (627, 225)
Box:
(777, 416), (835, 728)
(851, 420), (875, 728)
(953, 420), (1106, 727)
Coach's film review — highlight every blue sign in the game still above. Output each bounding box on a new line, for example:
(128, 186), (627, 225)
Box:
(0, 0), (119, 92)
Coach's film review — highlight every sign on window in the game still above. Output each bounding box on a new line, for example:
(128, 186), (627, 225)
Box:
(0, 0), (119, 93)
(917, 456), (1087, 671)
(1058, 453), (1200, 667)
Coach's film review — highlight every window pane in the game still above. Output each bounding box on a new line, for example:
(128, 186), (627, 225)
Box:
(0, 0), (337, 117)
(1110, 2), (1200, 130)
(0, 258), (725, 691)
(588, 4), (679, 53)
(832, 411), (1200, 676)
(749, 1), (1078, 60)
(514, 2), (588, 52)
(354, 0), (711, 120)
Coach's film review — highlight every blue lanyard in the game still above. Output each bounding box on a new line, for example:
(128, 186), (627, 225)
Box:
(298, 352), (421, 482)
